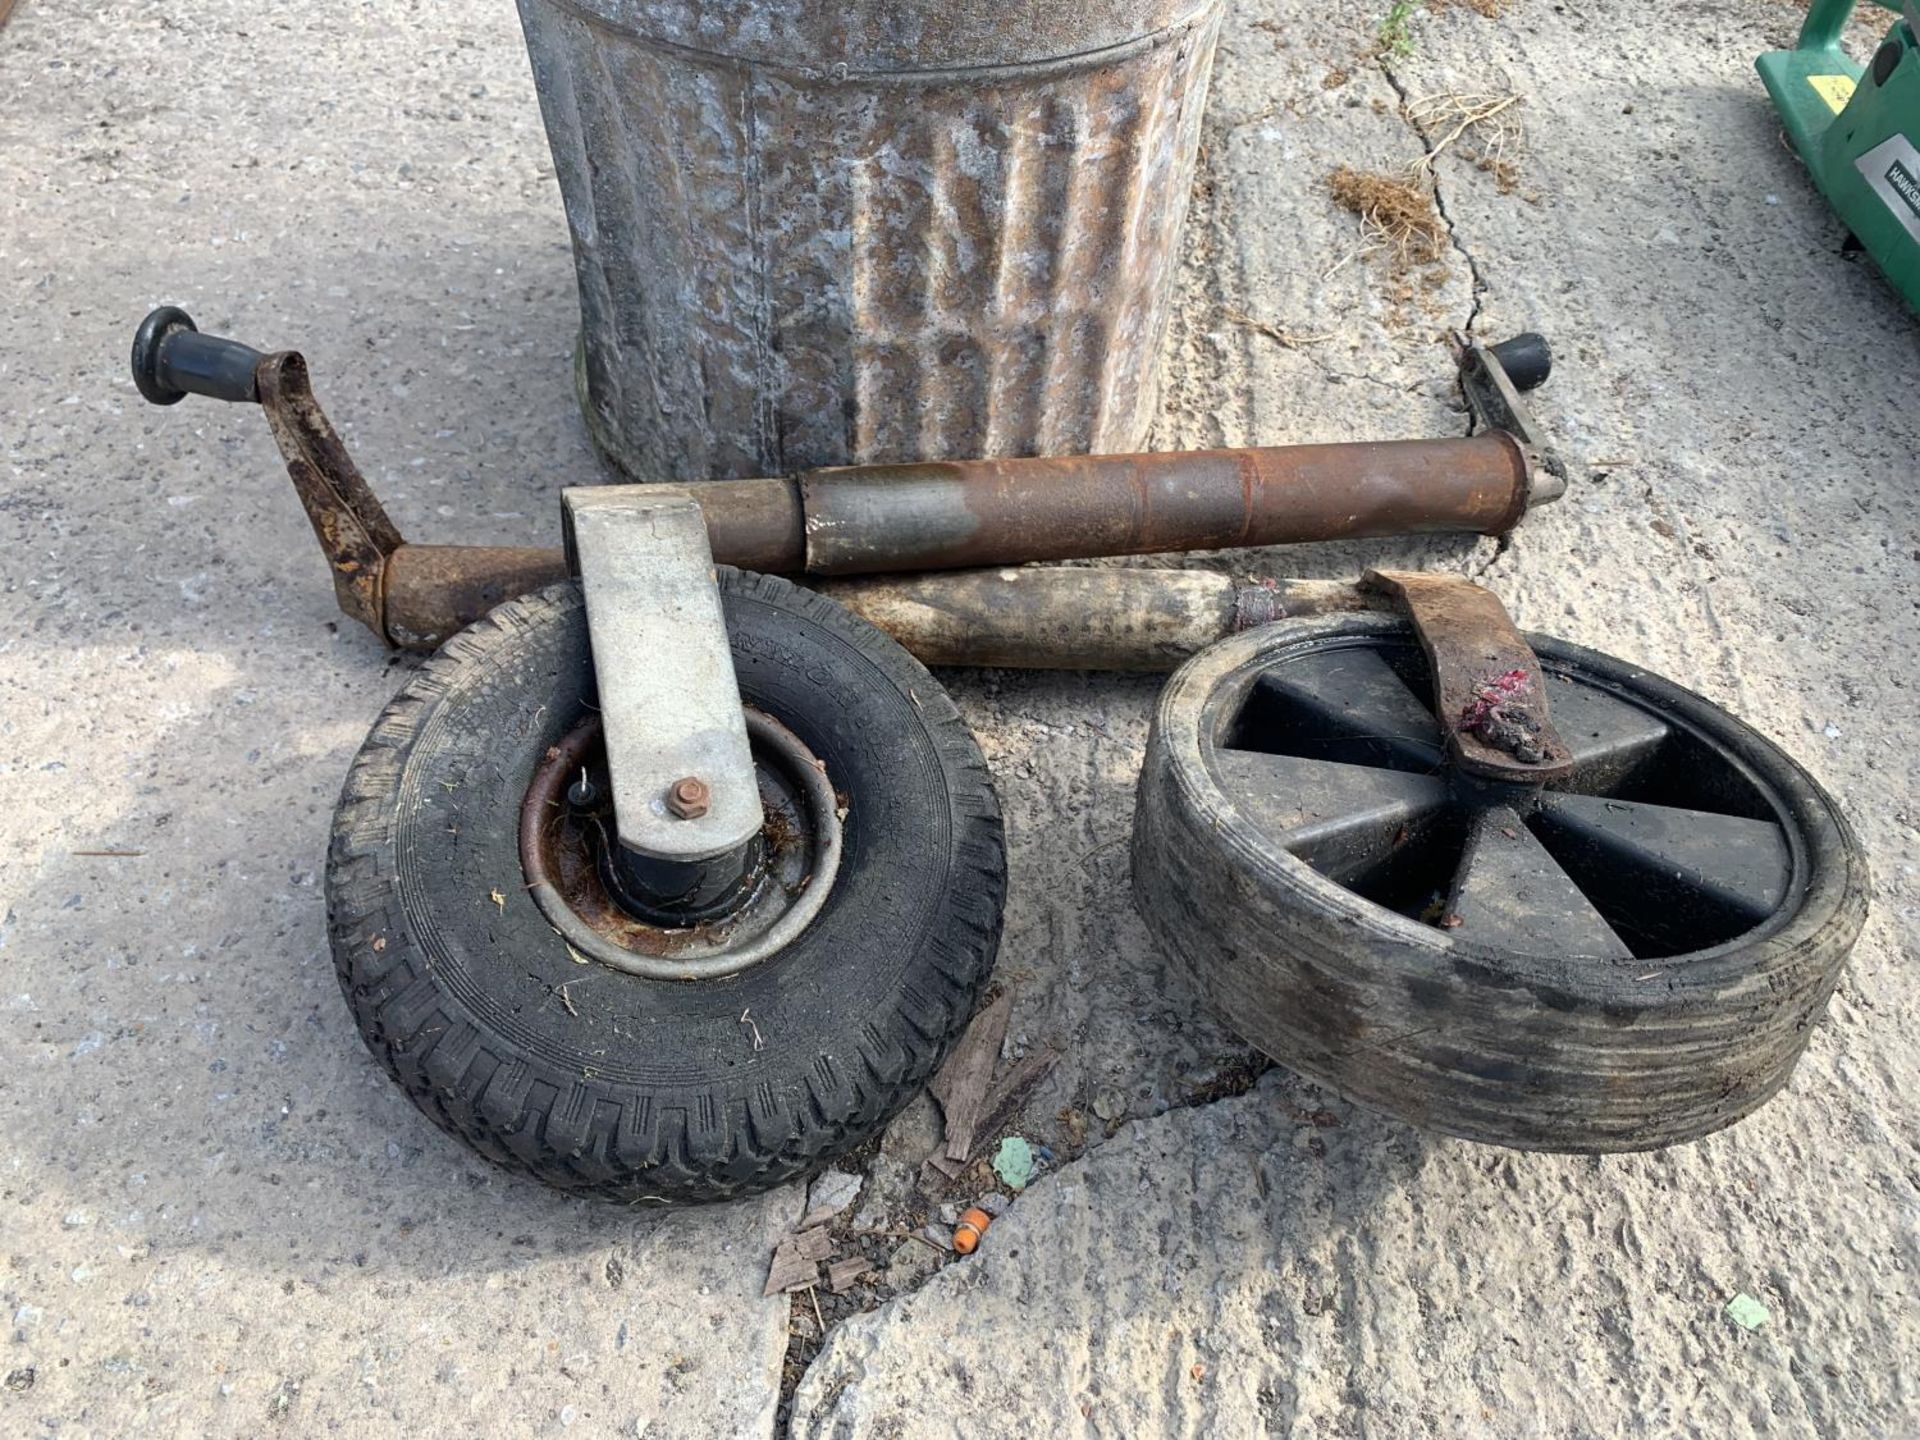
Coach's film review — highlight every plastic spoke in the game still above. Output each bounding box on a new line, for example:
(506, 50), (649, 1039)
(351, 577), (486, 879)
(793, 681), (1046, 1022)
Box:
(1530, 792), (1792, 949)
(1230, 646), (1444, 772)
(1213, 749), (1452, 881)
(1545, 680), (1672, 792)
(1442, 806), (1631, 957)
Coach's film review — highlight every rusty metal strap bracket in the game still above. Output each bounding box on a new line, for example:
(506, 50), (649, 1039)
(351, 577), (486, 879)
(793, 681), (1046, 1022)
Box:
(254, 352), (405, 634)
(1362, 569), (1574, 785)
(1454, 332), (1568, 506)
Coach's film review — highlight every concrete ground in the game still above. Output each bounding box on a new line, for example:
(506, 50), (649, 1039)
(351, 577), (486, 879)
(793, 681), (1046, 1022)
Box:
(1, 0), (1915, 1436)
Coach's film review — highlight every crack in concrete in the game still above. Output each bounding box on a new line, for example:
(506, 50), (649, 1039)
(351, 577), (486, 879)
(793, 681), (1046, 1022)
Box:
(779, 1043), (1272, 1416)
(1467, 530), (1514, 581)
(1379, 60), (1487, 333)
(1377, 57), (1488, 423)
(1307, 359), (1431, 397)
(780, 1049), (1278, 1428)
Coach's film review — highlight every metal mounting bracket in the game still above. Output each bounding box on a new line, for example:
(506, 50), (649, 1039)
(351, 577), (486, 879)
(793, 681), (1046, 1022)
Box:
(1363, 569), (1575, 785)
(561, 487), (763, 866)
(1454, 332), (1570, 506)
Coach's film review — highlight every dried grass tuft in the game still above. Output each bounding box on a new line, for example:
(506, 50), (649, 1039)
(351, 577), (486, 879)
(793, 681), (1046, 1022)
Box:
(1408, 90), (1527, 191)
(1327, 166), (1450, 267)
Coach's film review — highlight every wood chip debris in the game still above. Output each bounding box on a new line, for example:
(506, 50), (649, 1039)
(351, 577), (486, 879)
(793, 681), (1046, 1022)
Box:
(971, 1049), (1059, 1154)
(801, 1169), (863, 1229)
(929, 992), (1013, 1163)
(763, 1240), (819, 1297)
(919, 1153), (965, 1190)
(763, 1225), (837, 1296)
(827, 1257), (872, 1294)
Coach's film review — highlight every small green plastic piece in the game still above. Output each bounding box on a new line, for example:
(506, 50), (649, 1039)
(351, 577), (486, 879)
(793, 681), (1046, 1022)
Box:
(992, 1136), (1036, 1191)
(1757, 1), (1920, 314)
(1726, 1292), (1772, 1331)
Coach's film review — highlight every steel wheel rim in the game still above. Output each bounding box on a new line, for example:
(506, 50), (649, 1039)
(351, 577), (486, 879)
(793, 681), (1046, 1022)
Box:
(520, 707), (844, 981)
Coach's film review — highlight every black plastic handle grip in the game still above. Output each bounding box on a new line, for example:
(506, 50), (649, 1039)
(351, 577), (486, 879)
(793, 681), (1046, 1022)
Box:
(1487, 332), (1551, 393)
(131, 306), (265, 406)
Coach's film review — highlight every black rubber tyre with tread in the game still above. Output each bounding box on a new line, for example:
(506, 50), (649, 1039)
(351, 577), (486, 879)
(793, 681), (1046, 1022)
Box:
(1132, 616), (1868, 1152)
(327, 572), (1004, 1203)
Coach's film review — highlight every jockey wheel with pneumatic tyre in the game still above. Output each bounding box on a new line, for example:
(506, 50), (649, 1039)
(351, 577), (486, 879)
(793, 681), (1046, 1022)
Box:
(326, 570), (1006, 1204)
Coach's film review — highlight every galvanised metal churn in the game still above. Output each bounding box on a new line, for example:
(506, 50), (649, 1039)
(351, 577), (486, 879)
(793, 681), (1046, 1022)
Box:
(516, 0), (1225, 480)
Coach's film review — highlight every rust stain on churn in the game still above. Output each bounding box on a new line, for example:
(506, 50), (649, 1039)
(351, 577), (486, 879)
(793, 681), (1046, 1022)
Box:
(517, 0), (1225, 481)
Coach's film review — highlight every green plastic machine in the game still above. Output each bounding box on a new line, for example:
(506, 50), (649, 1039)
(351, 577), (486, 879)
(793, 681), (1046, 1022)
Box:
(1759, 0), (1920, 312)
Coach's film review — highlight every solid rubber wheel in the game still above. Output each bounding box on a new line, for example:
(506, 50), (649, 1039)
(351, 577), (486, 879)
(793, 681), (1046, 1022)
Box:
(1132, 615), (1868, 1152)
(326, 573), (1005, 1203)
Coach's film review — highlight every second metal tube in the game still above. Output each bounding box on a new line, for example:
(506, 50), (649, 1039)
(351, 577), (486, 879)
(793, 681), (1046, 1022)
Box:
(692, 431), (1537, 576)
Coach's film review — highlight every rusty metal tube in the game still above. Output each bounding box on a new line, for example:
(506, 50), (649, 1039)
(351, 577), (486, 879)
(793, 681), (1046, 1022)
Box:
(373, 433), (1536, 646)
(816, 568), (1387, 670)
(382, 482), (803, 648)
(378, 547), (1385, 671)
(131, 310), (1564, 667)
(796, 432), (1534, 576)
(689, 477), (805, 573)
(382, 545), (572, 650)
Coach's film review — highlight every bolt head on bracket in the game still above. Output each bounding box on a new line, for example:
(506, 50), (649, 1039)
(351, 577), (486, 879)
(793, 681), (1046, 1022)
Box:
(667, 776), (711, 820)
